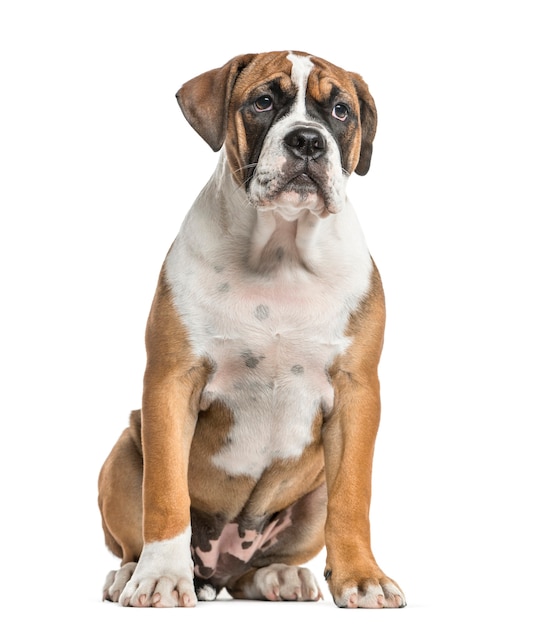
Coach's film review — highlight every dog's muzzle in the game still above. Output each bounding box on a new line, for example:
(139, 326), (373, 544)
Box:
(247, 120), (345, 218)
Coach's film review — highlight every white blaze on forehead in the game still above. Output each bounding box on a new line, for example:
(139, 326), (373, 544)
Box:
(287, 52), (314, 116)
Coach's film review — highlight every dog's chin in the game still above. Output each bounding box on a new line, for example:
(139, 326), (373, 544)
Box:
(255, 175), (340, 220)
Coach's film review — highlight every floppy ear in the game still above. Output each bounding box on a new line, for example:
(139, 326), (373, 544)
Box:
(350, 73), (377, 176)
(176, 54), (256, 151)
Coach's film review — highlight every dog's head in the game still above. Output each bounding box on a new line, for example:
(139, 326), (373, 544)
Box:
(176, 51), (377, 218)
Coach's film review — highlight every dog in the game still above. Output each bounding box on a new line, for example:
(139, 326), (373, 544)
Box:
(98, 50), (406, 609)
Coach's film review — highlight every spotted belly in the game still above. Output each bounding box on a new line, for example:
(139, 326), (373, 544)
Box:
(199, 331), (334, 479)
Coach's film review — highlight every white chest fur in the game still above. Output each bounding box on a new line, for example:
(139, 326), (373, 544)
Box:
(164, 166), (372, 479)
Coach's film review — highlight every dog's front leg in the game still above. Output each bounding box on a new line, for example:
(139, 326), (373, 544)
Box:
(119, 274), (206, 608)
(323, 369), (405, 608)
(323, 272), (405, 609)
(118, 374), (198, 607)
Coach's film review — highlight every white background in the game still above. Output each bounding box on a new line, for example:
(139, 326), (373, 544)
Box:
(1, 1), (553, 624)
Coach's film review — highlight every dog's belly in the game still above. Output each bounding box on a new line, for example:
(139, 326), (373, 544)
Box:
(194, 270), (351, 479)
(200, 323), (336, 478)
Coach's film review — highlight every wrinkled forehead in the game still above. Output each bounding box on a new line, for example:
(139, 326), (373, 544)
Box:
(232, 51), (358, 108)
(305, 55), (359, 108)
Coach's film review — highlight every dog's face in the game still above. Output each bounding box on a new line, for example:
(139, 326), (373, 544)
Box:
(176, 51), (377, 218)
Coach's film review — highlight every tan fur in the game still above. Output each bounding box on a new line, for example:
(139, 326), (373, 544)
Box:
(323, 266), (398, 597)
(98, 410), (143, 562)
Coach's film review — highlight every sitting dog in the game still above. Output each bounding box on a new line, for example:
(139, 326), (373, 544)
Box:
(98, 50), (406, 609)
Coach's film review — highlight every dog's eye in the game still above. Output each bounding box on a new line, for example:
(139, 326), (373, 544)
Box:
(332, 103), (349, 121)
(254, 95), (273, 112)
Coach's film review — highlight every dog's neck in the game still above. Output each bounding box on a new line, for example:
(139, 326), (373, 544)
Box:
(206, 153), (353, 278)
(247, 209), (326, 275)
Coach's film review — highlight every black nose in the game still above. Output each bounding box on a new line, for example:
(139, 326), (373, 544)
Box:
(284, 127), (327, 160)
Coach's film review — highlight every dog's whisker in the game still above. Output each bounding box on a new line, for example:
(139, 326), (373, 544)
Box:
(233, 162), (258, 176)
(224, 163), (258, 200)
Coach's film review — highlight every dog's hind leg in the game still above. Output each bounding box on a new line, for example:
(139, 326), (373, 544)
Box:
(98, 410), (144, 601)
(225, 483), (327, 602)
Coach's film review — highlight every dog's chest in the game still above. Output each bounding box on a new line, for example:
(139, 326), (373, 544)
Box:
(165, 208), (371, 479)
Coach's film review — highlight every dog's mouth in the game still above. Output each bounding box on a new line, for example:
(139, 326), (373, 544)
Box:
(283, 172), (320, 196)
(258, 171), (330, 219)
(248, 156), (344, 218)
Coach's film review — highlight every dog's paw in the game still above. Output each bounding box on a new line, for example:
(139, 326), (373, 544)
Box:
(327, 572), (406, 608)
(102, 562), (137, 603)
(103, 560), (196, 607)
(250, 564), (323, 601)
(112, 531), (197, 607)
(118, 572), (197, 607)
(196, 583), (218, 601)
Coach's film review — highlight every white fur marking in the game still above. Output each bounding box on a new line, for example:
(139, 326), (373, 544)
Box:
(197, 585), (217, 601)
(287, 52), (313, 116)
(166, 177), (371, 479)
(119, 527), (196, 606)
